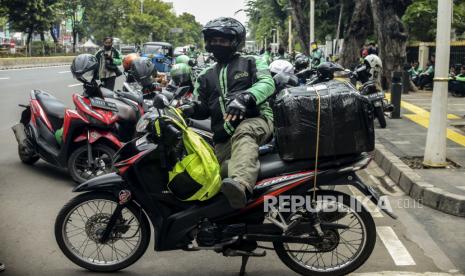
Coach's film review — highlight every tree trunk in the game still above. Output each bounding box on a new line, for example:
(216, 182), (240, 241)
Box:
(371, 0), (411, 90)
(339, 0), (372, 69)
(50, 27), (58, 44)
(289, 0), (309, 55)
(26, 29), (33, 57)
(73, 30), (77, 53)
(40, 32), (46, 56)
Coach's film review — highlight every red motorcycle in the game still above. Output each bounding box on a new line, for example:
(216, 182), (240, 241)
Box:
(12, 55), (142, 183)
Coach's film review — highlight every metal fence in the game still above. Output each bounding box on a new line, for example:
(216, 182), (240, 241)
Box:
(407, 41), (465, 66)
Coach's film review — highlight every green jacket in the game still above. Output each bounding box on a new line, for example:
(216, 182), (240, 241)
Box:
(95, 47), (122, 79)
(310, 48), (324, 67)
(455, 74), (465, 82)
(193, 54), (275, 142)
(262, 51), (272, 65)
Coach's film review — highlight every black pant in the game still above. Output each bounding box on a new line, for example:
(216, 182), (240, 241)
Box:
(101, 76), (117, 91)
(418, 74), (433, 89)
(449, 80), (465, 96)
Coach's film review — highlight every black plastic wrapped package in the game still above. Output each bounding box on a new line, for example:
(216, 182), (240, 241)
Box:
(273, 80), (375, 161)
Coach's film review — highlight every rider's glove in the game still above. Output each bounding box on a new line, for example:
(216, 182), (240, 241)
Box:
(224, 92), (256, 122)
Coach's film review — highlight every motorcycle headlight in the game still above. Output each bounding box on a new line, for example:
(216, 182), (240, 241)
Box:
(136, 117), (150, 133)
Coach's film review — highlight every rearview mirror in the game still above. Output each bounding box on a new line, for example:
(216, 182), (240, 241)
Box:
(153, 94), (169, 109)
(173, 86), (191, 100)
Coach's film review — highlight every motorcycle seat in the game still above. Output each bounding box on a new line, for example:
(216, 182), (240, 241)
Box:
(35, 90), (65, 130)
(257, 152), (366, 181)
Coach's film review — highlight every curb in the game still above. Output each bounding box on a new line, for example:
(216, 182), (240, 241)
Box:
(0, 63), (71, 70)
(374, 142), (465, 217)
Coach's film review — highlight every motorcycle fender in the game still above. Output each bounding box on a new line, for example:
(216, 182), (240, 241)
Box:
(351, 180), (398, 219)
(73, 173), (124, 192)
(73, 130), (123, 148)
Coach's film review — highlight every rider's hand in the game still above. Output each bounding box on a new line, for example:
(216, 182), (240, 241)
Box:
(224, 92), (256, 122)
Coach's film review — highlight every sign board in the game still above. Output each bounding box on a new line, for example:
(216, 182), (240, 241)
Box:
(170, 28), (183, 34)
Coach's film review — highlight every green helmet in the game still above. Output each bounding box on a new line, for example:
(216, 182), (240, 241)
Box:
(175, 54), (190, 65)
(170, 63), (192, 86)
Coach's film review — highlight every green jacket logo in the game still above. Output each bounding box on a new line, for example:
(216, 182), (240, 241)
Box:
(234, 71), (249, 80)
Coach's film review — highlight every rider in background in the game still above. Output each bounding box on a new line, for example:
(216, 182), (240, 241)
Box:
(310, 41), (324, 68)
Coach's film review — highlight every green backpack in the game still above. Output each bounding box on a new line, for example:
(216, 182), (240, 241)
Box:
(163, 108), (221, 201)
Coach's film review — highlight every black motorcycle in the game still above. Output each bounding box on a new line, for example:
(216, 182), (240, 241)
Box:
(55, 94), (396, 275)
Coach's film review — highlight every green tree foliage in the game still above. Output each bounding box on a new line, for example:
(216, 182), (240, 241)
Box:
(402, 0), (465, 41)
(0, 0), (61, 43)
(120, 0), (202, 46)
(80, 0), (129, 43)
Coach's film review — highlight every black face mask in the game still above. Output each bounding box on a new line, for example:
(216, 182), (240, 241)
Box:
(104, 45), (112, 51)
(209, 45), (234, 63)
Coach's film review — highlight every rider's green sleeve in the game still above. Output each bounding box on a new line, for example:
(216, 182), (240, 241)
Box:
(246, 56), (275, 105)
(112, 49), (122, 66)
(456, 74), (465, 82)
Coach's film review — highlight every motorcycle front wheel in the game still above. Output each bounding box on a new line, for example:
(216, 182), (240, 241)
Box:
(68, 144), (115, 183)
(55, 192), (151, 272)
(375, 106), (387, 128)
(273, 190), (376, 276)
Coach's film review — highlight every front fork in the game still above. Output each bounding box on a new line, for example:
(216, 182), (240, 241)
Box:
(99, 190), (132, 243)
(86, 129), (94, 167)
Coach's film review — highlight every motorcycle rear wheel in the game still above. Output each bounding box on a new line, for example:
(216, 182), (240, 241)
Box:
(18, 144), (39, 165)
(273, 190), (376, 276)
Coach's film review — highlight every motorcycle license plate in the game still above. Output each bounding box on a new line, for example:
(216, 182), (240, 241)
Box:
(90, 98), (118, 111)
(367, 91), (384, 100)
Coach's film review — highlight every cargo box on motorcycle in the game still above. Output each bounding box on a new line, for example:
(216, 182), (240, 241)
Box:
(273, 80), (375, 161)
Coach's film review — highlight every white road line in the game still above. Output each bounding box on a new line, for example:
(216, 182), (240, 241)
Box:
(58, 70), (71, 74)
(0, 64), (69, 71)
(376, 226), (416, 266)
(348, 186), (384, 218)
(0, 77), (10, 80)
(68, 83), (83, 87)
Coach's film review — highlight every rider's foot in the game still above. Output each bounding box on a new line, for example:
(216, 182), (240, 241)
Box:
(0, 262), (5, 272)
(222, 178), (248, 209)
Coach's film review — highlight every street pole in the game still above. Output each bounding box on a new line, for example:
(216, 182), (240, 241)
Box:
(288, 15), (292, 53)
(309, 0), (315, 53)
(140, 0), (144, 14)
(277, 28), (280, 50)
(423, 0), (452, 167)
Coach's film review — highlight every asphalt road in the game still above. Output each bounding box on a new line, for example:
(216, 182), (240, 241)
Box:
(0, 66), (464, 276)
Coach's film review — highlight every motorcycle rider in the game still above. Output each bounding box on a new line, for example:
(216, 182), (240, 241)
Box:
(180, 17), (275, 208)
(95, 37), (122, 90)
(310, 41), (324, 68)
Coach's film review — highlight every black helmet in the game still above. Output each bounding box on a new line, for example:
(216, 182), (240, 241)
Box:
(202, 17), (246, 53)
(316, 62), (344, 80)
(294, 56), (309, 72)
(130, 57), (157, 88)
(71, 54), (98, 83)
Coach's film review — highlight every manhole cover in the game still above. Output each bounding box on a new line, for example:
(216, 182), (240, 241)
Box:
(400, 156), (461, 169)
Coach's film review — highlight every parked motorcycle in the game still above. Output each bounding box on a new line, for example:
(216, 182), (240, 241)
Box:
(12, 55), (142, 183)
(55, 94), (396, 275)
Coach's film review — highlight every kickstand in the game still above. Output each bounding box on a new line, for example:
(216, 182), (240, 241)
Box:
(239, 255), (249, 276)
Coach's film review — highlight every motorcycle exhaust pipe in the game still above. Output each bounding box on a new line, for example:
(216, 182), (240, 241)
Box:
(12, 123), (28, 145)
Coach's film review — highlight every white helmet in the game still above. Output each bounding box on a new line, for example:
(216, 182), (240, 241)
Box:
(364, 54), (382, 80)
(269, 59), (294, 75)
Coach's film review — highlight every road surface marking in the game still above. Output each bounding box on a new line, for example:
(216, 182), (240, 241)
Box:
(385, 93), (461, 119)
(457, 186), (465, 191)
(0, 64), (69, 71)
(404, 114), (465, 147)
(348, 186), (384, 218)
(376, 226), (416, 266)
(68, 83), (83, 87)
(58, 70), (71, 74)
(385, 93), (465, 147)
(0, 77), (10, 80)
